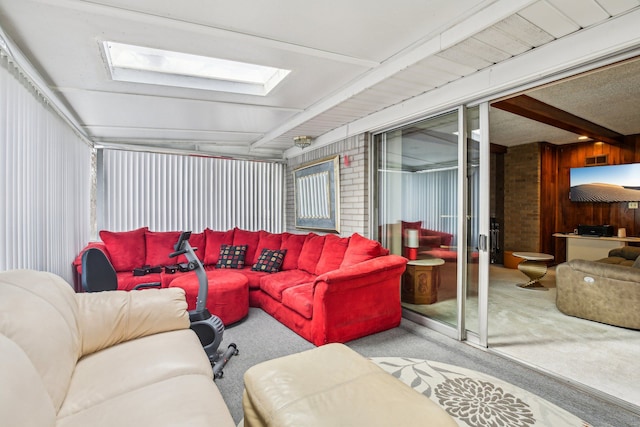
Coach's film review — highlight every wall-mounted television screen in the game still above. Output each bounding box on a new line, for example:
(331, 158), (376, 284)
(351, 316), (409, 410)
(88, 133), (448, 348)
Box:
(570, 163), (640, 202)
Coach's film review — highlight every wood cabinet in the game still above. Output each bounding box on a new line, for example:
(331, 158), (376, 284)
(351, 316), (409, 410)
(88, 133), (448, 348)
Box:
(401, 259), (444, 305)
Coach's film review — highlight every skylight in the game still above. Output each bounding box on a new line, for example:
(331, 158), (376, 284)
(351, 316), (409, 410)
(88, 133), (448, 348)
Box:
(102, 41), (290, 96)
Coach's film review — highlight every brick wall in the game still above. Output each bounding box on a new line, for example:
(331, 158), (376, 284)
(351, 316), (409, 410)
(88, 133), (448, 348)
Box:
(286, 134), (369, 237)
(504, 142), (540, 252)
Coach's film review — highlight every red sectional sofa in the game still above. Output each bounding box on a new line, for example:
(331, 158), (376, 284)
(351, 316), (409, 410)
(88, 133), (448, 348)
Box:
(74, 227), (408, 346)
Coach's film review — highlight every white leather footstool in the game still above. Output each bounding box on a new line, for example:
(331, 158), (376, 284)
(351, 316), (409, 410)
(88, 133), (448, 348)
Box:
(242, 343), (456, 427)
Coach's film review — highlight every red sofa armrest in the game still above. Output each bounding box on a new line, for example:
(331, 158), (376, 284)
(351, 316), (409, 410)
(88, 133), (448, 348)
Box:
(314, 255), (407, 290)
(72, 242), (108, 292)
(310, 255), (407, 345)
(73, 242), (108, 270)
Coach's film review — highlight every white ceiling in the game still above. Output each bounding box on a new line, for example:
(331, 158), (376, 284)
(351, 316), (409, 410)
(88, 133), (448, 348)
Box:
(0, 0), (639, 160)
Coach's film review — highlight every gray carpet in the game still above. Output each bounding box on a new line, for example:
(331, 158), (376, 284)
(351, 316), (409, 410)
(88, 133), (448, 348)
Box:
(216, 307), (639, 427)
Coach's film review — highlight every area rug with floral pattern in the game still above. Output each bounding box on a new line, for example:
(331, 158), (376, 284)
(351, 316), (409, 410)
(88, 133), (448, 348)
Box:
(370, 357), (591, 427)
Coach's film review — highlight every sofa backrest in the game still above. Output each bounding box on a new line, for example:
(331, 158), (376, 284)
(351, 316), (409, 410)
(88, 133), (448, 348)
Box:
(82, 229), (389, 279)
(99, 227), (148, 272)
(608, 246), (640, 261)
(0, 333), (56, 426)
(315, 234), (349, 275)
(0, 270), (81, 415)
(280, 232), (307, 270)
(298, 234), (326, 274)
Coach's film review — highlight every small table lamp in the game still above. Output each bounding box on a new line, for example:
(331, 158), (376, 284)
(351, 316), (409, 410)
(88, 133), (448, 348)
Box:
(406, 229), (419, 260)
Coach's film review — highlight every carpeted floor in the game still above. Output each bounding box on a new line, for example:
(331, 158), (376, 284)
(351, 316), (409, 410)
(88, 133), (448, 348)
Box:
(216, 306), (639, 427)
(402, 265), (640, 412)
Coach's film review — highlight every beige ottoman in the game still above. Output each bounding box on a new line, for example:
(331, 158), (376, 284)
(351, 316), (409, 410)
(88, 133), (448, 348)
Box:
(242, 343), (456, 427)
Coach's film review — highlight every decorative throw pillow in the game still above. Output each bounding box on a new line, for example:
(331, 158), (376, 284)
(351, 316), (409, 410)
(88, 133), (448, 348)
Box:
(633, 255), (640, 269)
(215, 245), (248, 269)
(252, 249), (287, 272)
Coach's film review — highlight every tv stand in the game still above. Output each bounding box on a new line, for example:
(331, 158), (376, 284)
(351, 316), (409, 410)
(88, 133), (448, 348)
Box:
(553, 233), (640, 261)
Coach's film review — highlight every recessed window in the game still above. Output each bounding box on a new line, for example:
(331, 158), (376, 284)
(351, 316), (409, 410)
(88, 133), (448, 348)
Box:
(102, 41), (290, 96)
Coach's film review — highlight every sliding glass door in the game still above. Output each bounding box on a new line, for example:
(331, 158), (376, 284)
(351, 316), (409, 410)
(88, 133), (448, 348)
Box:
(373, 105), (489, 343)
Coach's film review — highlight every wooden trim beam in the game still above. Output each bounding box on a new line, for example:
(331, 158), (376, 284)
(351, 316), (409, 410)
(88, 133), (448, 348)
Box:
(490, 143), (507, 154)
(492, 94), (624, 145)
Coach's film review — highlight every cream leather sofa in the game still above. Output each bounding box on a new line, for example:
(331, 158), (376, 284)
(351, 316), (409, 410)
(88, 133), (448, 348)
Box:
(0, 269), (235, 427)
(243, 343), (456, 427)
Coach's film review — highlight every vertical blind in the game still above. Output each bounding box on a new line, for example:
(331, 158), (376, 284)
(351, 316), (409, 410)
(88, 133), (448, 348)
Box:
(403, 169), (458, 245)
(100, 150), (284, 233)
(0, 49), (92, 283)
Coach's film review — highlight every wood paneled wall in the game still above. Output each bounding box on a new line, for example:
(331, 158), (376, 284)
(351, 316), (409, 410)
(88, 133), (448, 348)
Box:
(544, 135), (640, 263)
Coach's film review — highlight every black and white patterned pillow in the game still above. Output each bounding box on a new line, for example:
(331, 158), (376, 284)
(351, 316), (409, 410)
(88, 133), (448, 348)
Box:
(251, 249), (287, 272)
(215, 244), (248, 269)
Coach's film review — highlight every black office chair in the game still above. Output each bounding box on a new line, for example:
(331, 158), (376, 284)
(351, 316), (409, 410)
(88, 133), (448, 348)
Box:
(81, 248), (161, 292)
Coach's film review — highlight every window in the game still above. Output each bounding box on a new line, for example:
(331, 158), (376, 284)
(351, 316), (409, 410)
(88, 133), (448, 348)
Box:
(103, 41), (290, 96)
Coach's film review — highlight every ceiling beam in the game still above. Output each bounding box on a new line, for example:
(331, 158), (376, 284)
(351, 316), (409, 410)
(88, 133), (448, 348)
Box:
(492, 94), (624, 145)
(257, 0), (540, 151)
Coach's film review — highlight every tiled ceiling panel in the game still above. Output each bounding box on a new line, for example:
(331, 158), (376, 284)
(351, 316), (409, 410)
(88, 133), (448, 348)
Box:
(491, 14), (555, 48)
(597, 0), (640, 15)
(472, 26), (532, 56)
(549, 0), (610, 26)
(518, 1), (581, 38)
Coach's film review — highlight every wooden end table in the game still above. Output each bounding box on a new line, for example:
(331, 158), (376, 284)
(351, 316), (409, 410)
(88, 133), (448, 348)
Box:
(402, 258), (444, 304)
(512, 252), (554, 291)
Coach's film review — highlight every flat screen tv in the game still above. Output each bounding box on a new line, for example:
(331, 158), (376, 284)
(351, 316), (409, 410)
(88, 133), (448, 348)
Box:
(570, 163), (640, 202)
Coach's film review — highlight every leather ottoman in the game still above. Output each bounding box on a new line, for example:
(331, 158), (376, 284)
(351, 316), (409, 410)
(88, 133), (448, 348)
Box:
(169, 270), (249, 325)
(242, 343), (456, 427)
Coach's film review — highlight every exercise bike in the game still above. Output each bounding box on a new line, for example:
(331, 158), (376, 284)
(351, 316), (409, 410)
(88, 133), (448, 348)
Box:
(169, 231), (238, 379)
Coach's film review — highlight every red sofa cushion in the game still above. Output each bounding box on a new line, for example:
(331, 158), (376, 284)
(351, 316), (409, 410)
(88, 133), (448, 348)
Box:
(203, 229), (234, 265)
(114, 271), (162, 291)
(238, 268), (269, 290)
(252, 231), (283, 264)
(421, 228), (453, 248)
(297, 234), (326, 274)
(145, 231), (208, 266)
(281, 282), (314, 319)
(260, 270), (316, 301)
(280, 233), (307, 270)
(401, 220), (422, 231)
(187, 232), (207, 261)
(99, 227), (148, 272)
(341, 233), (384, 268)
(418, 235), (442, 249)
(145, 231), (181, 266)
(232, 228), (261, 265)
(315, 234), (349, 275)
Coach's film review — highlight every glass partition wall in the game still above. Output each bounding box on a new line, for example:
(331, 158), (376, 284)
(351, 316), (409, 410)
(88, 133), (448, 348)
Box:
(374, 105), (488, 343)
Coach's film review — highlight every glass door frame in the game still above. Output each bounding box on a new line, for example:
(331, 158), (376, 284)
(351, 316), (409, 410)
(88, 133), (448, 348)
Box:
(369, 103), (490, 345)
(465, 102), (490, 347)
